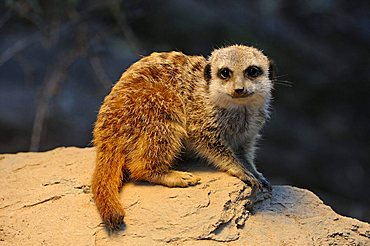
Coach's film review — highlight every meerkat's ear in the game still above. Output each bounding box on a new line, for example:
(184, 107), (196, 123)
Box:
(268, 59), (277, 81)
(204, 63), (212, 83)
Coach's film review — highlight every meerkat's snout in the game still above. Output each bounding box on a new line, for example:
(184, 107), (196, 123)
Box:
(231, 77), (257, 98)
(233, 88), (245, 95)
(231, 76), (248, 98)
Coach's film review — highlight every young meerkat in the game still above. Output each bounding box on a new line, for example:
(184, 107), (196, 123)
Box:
(92, 45), (274, 229)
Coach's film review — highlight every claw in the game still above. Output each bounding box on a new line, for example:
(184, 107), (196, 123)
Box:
(243, 175), (262, 190)
(258, 175), (272, 192)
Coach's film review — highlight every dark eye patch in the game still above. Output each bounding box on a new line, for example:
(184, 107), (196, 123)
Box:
(218, 67), (232, 80)
(245, 66), (262, 78)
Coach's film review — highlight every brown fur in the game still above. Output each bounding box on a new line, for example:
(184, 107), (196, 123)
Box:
(91, 45), (273, 230)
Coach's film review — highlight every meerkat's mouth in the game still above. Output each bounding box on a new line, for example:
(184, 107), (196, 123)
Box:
(230, 91), (255, 99)
(212, 90), (263, 107)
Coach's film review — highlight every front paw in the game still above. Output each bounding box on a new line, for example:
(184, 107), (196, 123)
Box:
(227, 168), (262, 189)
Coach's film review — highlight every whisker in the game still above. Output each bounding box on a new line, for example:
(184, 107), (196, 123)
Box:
(272, 74), (289, 79)
(274, 82), (293, 87)
(273, 79), (294, 87)
(273, 79), (294, 85)
(275, 79), (294, 85)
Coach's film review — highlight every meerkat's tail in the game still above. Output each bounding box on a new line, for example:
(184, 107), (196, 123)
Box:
(91, 146), (126, 230)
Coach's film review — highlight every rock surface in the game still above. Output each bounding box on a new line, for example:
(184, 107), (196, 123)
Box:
(0, 147), (369, 245)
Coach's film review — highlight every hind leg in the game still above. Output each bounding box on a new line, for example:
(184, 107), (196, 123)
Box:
(127, 122), (201, 187)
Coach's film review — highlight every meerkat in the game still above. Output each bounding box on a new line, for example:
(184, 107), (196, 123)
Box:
(92, 45), (274, 230)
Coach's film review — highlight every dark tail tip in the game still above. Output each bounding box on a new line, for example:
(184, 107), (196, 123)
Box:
(104, 210), (126, 232)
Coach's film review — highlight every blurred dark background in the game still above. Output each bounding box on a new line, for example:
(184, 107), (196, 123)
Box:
(1, 0), (369, 222)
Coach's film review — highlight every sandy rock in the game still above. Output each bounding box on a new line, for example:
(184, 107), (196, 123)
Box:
(0, 147), (369, 245)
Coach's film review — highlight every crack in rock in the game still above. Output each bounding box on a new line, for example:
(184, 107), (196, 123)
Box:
(359, 230), (370, 239)
(180, 191), (211, 218)
(198, 184), (252, 242)
(12, 163), (41, 172)
(74, 184), (91, 194)
(42, 178), (91, 194)
(22, 195), (63, 208)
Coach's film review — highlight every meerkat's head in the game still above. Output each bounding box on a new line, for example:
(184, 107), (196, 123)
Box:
(204, 45), (274, 108)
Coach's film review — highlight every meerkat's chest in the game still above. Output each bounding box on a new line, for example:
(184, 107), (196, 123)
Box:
(215, 107), (254, 132)
(217, 113), (249, 135)
(217, 112), (249, 145)
(216, 108), (264, 147)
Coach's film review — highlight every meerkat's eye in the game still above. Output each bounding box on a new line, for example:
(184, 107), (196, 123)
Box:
(245, 66), (262, 78)
(219, 67), (232, 80)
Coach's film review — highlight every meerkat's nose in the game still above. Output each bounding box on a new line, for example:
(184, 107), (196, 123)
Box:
(234, 88), (245, 95)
